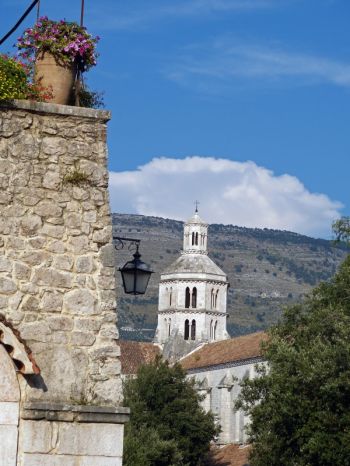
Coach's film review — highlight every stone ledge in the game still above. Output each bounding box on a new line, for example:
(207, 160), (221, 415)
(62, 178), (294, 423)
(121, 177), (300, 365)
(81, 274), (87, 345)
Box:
(21, 402), (130, 424)
(0, 99), (111, 121)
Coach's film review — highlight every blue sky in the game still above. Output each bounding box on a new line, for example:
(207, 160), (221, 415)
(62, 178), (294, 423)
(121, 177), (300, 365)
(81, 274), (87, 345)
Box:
(1, 0), (349, 237)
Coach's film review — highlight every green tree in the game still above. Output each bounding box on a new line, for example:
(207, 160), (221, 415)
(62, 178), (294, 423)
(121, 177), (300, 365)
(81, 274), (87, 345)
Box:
(333, 216), (350, 245)
(236, 254), (350, 466)
(123, 356), (218, 466)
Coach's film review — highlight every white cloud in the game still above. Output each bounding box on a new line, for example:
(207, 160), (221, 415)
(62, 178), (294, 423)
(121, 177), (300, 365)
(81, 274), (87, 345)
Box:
(109, 156), (342, 237)
(166, 40), (350, 91)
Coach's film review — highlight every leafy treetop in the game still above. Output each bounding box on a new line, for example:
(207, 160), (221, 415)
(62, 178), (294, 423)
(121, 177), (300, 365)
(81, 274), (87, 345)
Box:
(123, 356), (218, 466)
(236, 254), (350, 466)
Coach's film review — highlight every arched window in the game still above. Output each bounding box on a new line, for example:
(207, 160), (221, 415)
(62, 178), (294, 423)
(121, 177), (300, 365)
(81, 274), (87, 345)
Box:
(195, 232), (199, 245)
(168, 318), (171, 337)
(192, 287), (197, 308)
(215, 290), (219, 309)
(211, 289), (214, 309)
(184, 319), (189, 340)
(191, 319), (196, 340)
(210, 319), (213, 339)
(185, 287), (190, 308)
(192, 232), (195, 246)
(214, 320), (218, 340)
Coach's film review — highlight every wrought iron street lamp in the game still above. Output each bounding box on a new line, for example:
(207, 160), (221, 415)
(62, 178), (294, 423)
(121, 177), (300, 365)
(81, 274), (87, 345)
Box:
(114, 236), (154, 295)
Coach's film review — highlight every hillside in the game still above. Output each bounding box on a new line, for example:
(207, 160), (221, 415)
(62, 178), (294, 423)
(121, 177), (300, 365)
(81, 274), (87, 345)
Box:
(112, 213), (347, 341)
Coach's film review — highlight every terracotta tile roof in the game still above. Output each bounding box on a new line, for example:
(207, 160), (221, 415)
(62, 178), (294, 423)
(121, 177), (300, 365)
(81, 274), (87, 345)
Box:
(119, 340), (161, 375)
(0, 313), (40, 374)
(180, 332), (267, 371)
(213, 444), (251, 466)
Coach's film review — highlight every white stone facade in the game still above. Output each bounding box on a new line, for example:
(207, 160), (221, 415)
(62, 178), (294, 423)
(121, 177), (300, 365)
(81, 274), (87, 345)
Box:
(187, 359), (262, 445)
(155, 211), (230, 346)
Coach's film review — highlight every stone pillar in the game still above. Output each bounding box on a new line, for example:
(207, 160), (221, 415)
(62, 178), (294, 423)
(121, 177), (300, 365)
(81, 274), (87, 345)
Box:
(0, 100), (129, 465)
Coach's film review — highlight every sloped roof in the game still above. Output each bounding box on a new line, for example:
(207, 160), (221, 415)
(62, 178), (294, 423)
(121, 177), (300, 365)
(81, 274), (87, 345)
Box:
(213, 444), (251, 466)
(0, 314), (40, 375)
(180, 332), (267, 371)
(119, 340), (160, 375)
(162, 253), (227, 277)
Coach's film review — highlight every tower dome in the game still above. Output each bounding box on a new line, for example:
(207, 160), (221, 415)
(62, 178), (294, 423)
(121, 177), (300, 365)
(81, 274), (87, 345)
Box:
(155, 208), (230, 356)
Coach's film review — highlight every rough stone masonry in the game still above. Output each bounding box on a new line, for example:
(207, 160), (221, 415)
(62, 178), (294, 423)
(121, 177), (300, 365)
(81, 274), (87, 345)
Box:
(0, 100), (128, 466)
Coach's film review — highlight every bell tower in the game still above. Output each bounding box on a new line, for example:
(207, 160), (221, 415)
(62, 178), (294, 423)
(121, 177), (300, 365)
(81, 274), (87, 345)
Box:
(155, 209), (230, 355)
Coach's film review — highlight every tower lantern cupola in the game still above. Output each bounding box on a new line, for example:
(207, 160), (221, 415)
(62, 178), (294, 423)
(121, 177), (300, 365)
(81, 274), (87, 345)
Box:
(183, 210), (208, 254)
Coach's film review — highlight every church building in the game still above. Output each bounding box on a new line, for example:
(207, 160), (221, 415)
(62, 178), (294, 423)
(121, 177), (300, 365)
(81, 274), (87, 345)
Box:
(120, 208), (266, 464)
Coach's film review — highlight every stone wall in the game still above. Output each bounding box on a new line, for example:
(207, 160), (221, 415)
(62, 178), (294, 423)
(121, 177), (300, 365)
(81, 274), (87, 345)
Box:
(0, 100), (122, 406)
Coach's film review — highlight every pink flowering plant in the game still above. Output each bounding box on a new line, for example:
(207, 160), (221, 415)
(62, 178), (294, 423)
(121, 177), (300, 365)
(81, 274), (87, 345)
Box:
(17, 17), (99, 71)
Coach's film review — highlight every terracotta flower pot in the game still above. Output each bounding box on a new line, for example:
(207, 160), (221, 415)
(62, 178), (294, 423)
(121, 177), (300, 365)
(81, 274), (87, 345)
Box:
(35, 52), (77, 105)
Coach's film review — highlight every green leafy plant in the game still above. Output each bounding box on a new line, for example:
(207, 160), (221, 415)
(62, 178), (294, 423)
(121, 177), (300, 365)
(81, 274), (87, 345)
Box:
(17, 17), (99, 71)
(123, 356), (218, 466)
(0, 54), (52, 101)
(78, 81), (104, 109)
(63, 169), (90, 185)
(236, 254), (350, 466)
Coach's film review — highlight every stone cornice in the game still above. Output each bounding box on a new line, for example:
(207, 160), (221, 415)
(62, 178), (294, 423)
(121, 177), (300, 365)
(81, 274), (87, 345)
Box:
(0, 100), (111, 122)
(160, 278), (228, 286)
(158, 309), (227, 317)
(186, 356), (265, 374)
(21, 402), (130, 424)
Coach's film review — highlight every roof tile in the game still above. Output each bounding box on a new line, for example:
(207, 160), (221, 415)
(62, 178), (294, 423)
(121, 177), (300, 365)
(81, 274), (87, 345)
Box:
(180, 332), (267, 370)
(119, 340), (160, 375)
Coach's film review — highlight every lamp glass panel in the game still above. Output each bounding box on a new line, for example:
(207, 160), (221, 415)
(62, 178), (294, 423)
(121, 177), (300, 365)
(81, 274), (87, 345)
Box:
(121, 269), (136, 294)
(135, 271), (152, 294)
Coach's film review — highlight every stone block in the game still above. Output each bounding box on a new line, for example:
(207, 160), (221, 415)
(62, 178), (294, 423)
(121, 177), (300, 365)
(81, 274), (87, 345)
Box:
(20, 296), (40, 313)
(20, 215), (42, 236)
(34, 200), (62, 218)
(79, 457), (123, 466)
(83, 210), (97, 223)
(99, 244), (116, 267)
(14, 262), (31, 281)
(32, 267), (72, 288)
(63, 289), (97, 315)
(21, 454), (75, 466)
(92, 226), (112, 244)
(0, 277), (17, 294)
(52, 255), (74, 271)
(48, 316), (73, 331)
(19, 322), (51, 342)
(41, 137), (67, 156)
(65, 212), (82, 229)
(42, 224), (65, 239)
(0, 255), (12, 272)
(42, 171), (61, 190)
(75, 256), (93, 273)
(0, 402), (19, 425)
(56, 423), (124, 457)
(41, 291), (63, 312)
(20, 420), (53, 453)
(0, 425), (18, 466)
(70, 331), (96, 346)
